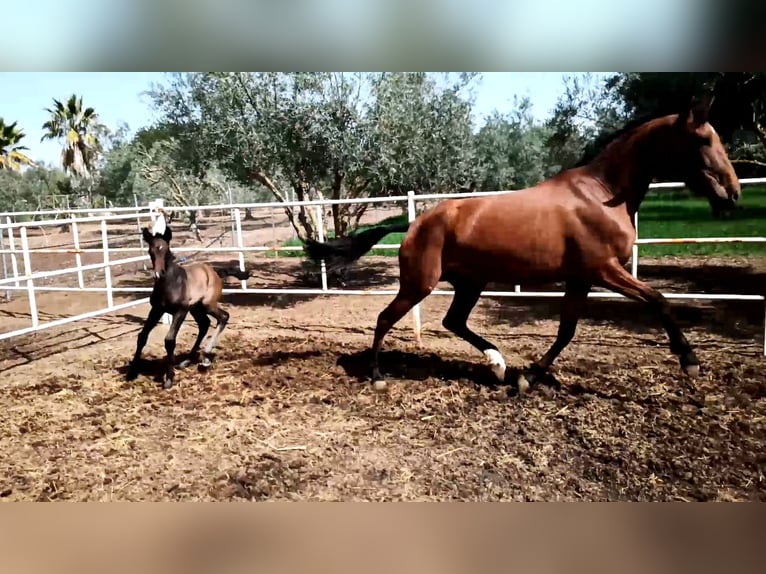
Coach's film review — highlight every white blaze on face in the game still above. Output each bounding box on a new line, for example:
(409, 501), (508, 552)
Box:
(151, 213), (167, 237)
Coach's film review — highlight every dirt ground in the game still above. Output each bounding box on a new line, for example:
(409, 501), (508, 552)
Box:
(2, 209), (766, 501)
(1, 239), (765, 500)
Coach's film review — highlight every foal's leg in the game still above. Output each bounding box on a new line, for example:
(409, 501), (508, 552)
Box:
(126, 305), (165, 381)
(200, 307), (229, 368)
(163, 308), (189, 389)
(596, 260), (700, 376)
(179, 304), (211, 369)
(442, 279), (507, 381)
(520, 280), (591, 393)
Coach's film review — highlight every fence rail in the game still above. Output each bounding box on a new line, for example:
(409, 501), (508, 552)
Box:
(1, 179), (765, 353)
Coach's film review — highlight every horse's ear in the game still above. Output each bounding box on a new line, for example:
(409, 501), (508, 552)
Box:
(162, 225), (172, 243)
(142, 227), (153, 244)
(681, 92), (715, 128)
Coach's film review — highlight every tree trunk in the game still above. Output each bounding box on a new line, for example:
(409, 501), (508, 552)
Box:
(250, 169), (308, 241)
(331, 169), (347, 237)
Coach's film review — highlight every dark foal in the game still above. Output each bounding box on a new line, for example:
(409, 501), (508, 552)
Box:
(126, 224), (249, 389)
(304, 94), (741, 394)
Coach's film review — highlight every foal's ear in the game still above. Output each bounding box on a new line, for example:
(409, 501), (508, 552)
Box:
(681, 92), (715, 128)
(162, 225), (173, 243)
(142, 227), (154, 244)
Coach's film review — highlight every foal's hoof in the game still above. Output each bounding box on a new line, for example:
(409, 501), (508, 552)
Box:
(683, 364), (700, 378)
(125, 367), (138, 382)
(372, 379), (388, 392)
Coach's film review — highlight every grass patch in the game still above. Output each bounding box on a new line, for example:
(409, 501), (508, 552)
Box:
(637, 185), (766, 257)
(277, 186), (766, 259)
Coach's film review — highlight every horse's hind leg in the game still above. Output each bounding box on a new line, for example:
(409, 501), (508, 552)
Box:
(519, 280), (591, 394)
(441, 278), (507, 381)
(370, 286), (432, 390)
(179, 304), (211, 369)
(163, 308), (189, 390)
(200, 306), (229, 368)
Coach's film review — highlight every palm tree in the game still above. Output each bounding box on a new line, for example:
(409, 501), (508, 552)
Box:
(0, 118), (35, 172)
(40, 94), (103, 178)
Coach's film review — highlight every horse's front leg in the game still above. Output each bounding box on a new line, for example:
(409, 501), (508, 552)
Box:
(596, 260), (699, 377)
(126, 305), (165, 381)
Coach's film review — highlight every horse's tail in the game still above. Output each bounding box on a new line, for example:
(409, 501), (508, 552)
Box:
(303, 222), (411, 271)
(215, 266), (251, 281)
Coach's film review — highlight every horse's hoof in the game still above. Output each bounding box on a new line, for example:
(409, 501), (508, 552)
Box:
(516, 373), (531, 396)
(178, 359), (192, 369)
(683, 364), (700, 378)
(372, 380), (388, 392)
(200, 357), (212, 369)
(163, 377), (174, 390)
(483, 349), (506, 382)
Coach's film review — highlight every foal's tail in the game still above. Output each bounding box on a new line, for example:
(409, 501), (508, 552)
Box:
(303, 222), (411, 271)
(215, 267), (251, 281)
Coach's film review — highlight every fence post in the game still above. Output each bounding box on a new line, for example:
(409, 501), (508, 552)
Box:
(101, 220), (114, 308)
(631, 210), (639, 278)
(315, 204), (328, 291)
(0, 224), (10, 301)
(135, 194), (147, 271)
(19, 227), (38, 328)
(71, 213), (85, 289)
(6, 216), (20, 289)
(234, 208), (247, 290)
(407, 191), (422, 344)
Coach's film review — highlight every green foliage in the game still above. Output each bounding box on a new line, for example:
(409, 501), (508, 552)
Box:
(474, 98), (556, 190)
(145, 72), (483, 240)
(0, 118), (35, 172)
(40, 94), (106, 179)
(0, 165), (72, 213)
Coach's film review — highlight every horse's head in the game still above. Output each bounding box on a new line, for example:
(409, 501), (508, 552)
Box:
(670, 94), (741, 213)
(142, 225), (173, 280)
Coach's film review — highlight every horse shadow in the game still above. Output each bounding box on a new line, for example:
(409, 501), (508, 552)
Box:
(334, 348), (560, 396)
(114, 353), (215, 387)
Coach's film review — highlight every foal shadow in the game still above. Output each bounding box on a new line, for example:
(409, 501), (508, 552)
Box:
(115, 353), (213, 386)
(335, 349), (562, 396)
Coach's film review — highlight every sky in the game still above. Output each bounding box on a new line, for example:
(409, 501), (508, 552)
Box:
(0, 72), (590, 168)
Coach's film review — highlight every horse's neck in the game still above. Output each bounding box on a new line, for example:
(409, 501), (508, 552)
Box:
(588, 119), (669, 218)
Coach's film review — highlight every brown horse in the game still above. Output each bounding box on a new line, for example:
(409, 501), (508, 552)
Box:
(126, 223), (250, 389)
(304, 94), (741, 394)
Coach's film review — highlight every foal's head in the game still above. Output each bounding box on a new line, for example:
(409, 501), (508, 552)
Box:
(666, 94), (741, 212)
(142, 225), (173, 280)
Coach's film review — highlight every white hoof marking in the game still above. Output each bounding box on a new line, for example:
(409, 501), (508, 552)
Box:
(200, 357), (212, 368)
(483, 349), (506, 382)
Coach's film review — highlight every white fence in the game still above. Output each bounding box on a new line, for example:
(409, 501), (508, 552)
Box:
(1, 179), (765, 354)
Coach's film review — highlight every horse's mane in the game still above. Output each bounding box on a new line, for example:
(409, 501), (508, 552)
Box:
(573, 112), (668, 168)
